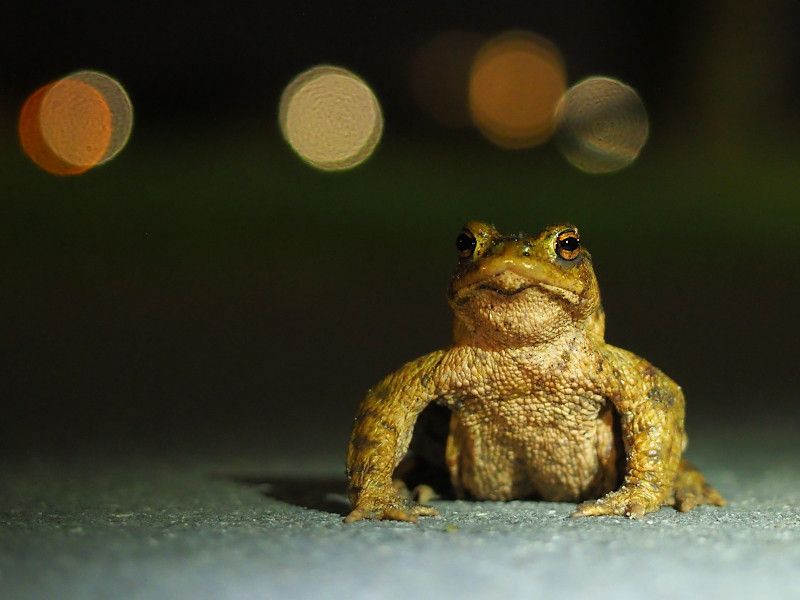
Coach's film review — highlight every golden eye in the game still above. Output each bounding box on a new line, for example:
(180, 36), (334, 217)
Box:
(456, 228), (477, 258)
(555, 230), (581, 260)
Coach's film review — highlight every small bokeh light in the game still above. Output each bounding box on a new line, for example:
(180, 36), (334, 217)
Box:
(555, 76), (649, 174)
(468, 31), (566, 149)
(19, 70), (133, 176)
(279, 65), (383, 171)
(410, 30), (485, 129)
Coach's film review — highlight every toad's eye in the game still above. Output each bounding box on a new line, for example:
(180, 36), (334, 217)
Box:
(456, 229), (477, 258)
(555, 230), (581, 260)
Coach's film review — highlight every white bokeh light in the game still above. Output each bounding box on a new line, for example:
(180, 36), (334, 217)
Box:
(279, 66), (383, 171)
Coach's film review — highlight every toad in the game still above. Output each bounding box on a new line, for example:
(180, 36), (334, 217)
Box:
(345, 222), (725, 521)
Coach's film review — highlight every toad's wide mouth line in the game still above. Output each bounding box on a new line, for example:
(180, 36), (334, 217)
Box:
(476, 283), (534, 296)
(452, 280), (581, 306)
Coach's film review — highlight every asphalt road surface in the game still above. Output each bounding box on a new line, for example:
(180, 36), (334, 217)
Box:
(2, 423), (799, 600)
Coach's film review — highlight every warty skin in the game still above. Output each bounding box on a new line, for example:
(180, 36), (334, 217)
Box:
(345, 222), (725, 522)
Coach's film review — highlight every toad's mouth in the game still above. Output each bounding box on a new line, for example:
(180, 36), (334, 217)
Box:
(450, 257), (583, 306)
(476, 282), (534, 296)
(453, 275), (579, 306)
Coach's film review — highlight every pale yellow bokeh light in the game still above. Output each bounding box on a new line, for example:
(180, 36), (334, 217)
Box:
(410, 30), (485, 128)
(469, 31), (566, 149)
(279, 66), (383, 171)
(555, 76), (649, 174)
(69, 71), (134, 165)
(19, 70), (133, 176)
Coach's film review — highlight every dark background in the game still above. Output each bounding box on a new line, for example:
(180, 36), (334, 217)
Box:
(2, 1), (799, 461)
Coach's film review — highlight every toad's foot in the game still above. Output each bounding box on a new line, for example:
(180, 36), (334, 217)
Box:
(670, 460), (726, 511)
(344, 491), (438, 523)
(571, 485), (662, 519)
(393, 479), (441, 505)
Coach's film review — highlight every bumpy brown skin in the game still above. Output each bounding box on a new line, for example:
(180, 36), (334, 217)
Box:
(345, 222), (725, 522)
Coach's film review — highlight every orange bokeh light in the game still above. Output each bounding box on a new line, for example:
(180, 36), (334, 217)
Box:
(469, 31), (567, 149)
(19, 71), (132, 176)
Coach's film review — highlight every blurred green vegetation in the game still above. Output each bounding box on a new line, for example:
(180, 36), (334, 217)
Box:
(3, 122), (799, 275)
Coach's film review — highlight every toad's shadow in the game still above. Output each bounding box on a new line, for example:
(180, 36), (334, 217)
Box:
(223, 474), (350, 516)
(220, 406), (455, 517)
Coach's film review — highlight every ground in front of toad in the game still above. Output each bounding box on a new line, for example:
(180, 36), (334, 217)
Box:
(2, 421), (799, 600)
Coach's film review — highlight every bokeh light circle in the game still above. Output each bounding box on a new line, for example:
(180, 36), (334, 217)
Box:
(410, 30), (485, 128)
(468, 31), (566, 149)
(555, 76), (649, 174)
(69, 70), (134, 164)
(39, 78), (111, 169)
(19, 84), (90, 176)
(19, 70), (133, 176)
(279, 65), (383, 171)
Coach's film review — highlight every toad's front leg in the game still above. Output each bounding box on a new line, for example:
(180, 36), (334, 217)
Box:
(345, 351), (446, 523)
(573, 349), (686, 518)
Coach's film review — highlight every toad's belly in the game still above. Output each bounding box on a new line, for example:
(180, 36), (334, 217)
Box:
(445, 398), (621, 502)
